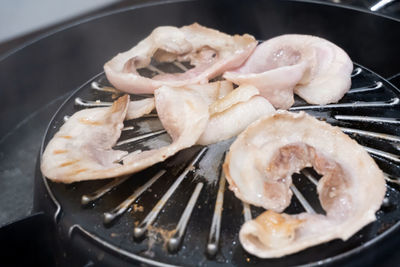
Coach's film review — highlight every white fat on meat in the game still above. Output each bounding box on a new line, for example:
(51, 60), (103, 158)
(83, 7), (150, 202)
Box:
(41, 87), (209, 183)
(197, 85), (275, 145)
(223, 111), (385, 258)
(223, 34), (353, 109)
(186, 80), (234, 106)
(104, 23), (257, 94)
(126, 97), (155, 120)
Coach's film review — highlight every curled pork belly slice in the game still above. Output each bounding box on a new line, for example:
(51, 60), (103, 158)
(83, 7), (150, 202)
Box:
(223, 34), (353, 109)
(104, 23), (257, 94)
(197, 85), (275, 145)
(41, 87), (209, 183)
(223, 111), (385, 258)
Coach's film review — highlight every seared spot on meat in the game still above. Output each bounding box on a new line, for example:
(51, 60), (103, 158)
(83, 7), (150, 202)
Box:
(185, 99), (195, 110)
(70, 168), (88, 175)
(59, 135), (72, 139)
(251, 210), (303, 248)
(78, 118), (102, 126)
(59, 160), (80, 167)
(223, 158), (238, 192)
(53, 149), (68, 154)
(111, 95), (130, 113)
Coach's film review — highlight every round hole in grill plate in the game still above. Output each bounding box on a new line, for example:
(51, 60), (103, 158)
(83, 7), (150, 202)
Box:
(39, 63), (400, 266)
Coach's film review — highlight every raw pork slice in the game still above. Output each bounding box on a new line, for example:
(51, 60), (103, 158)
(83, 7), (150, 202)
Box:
(41, 86), (209, 183)
(223, 111), (385, 258)
(224, 34), (353, 109)
(104, 23), (257, 94)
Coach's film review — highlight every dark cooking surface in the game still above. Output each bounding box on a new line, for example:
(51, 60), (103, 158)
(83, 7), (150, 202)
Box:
(35, 63), (400, 267)
(0, 0), (400, 266)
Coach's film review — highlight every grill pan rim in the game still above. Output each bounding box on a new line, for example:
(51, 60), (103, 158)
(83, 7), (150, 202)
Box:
(290, 0), (400, 22)
(1, 0), (400, 64)
(38, 62), (400, 266)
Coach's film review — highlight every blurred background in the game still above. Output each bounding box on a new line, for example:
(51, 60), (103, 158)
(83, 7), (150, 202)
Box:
(0, 0), (118, 43)
(0, 0), (399, 57)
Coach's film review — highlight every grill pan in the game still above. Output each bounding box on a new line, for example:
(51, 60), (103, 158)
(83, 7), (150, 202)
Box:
(1, 0), (400, 266)
(38, 59), (400, 267)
